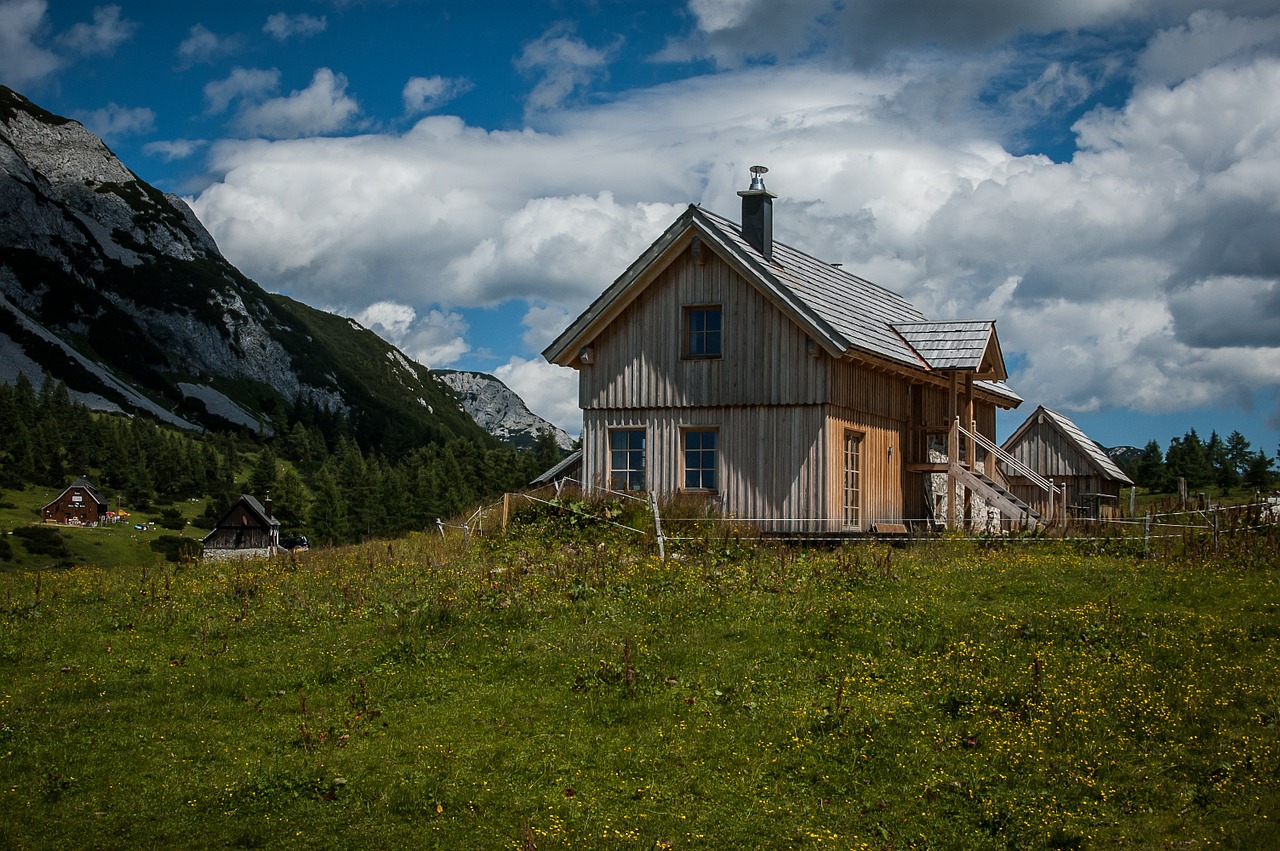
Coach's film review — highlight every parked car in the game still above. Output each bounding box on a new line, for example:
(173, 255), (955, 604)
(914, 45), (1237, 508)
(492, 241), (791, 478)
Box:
(280, 534), (310, 551)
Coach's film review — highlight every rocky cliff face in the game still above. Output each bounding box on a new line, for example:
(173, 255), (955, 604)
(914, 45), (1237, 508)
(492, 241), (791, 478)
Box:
(438, 370), (574, 450)
(0, 86), (482, 452)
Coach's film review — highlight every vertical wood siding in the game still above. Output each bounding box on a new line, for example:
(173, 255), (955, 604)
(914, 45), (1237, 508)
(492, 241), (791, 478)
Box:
(582, 405), (830, 532)
(575, 241), (1009, 531)
(581, 247), (829, 410)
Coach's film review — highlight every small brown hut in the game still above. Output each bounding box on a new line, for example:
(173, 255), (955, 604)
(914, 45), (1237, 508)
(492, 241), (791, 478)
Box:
(201, 495), (280, 559)
(42, 477), (108, 526)
(1000, 405), (1134, 520)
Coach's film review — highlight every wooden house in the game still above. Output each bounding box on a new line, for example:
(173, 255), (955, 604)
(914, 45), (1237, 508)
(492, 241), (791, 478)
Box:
(42, 477), (108, 526)
(201, 494), (280, 559)
(1001, 405), (1134, 520)
(543, 167), (1038, 533)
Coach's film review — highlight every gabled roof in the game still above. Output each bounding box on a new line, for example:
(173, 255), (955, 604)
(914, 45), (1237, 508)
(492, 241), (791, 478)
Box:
(204, 494), (280, 534)
(543, 203), (1019, 405)
(892, 321), (1006, 377)
(530, 448), (583, 487)
(1002, 405), (1134, 485)
(44, 477), (107, 509)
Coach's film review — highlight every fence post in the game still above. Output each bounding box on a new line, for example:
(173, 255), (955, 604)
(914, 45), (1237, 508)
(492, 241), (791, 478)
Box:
(650, 492), (666, 562)
(1143, 512), (1150, 558)
(502, 492), (510, 533)
(436, 518), (445, 539)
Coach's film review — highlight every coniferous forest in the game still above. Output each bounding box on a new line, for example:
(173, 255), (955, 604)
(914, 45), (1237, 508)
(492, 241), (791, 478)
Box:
(0, 373), (563, 546)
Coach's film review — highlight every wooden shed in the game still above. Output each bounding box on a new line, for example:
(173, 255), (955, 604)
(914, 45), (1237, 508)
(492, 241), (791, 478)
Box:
(1000, 405), (1134, 520)
(42, 477), (108, 526)
(543, 167), (1035, 534)
(201, 495), (280, 559)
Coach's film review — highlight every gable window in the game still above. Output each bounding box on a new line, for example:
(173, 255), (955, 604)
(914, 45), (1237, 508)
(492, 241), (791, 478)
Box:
(683, 428), (718, 491)
(684, 306), (722, 358)
(609, 428), (646, 491)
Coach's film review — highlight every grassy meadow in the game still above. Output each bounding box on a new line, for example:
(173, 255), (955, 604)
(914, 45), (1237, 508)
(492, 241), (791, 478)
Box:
(1, 502), (1278, 849)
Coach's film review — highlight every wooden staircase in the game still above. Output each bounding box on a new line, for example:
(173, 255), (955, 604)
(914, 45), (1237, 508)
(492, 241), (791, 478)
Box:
(949, 462), (1044, 530)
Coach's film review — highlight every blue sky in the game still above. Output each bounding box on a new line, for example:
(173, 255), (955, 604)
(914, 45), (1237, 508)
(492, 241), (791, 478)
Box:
(5, 0), (1280, 458)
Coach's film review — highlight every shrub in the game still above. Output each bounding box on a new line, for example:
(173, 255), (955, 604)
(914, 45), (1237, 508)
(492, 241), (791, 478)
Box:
(157, 507), (187, 530)
(11, 525), (69, 557)
(149, 535), (201, 563)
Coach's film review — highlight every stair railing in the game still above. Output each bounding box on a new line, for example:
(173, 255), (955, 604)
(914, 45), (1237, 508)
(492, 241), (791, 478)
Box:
(955, 417), (1063, 522)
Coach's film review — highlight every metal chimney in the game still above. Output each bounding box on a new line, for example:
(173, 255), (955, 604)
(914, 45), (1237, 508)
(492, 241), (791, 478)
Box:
(737, 165), (776, 261)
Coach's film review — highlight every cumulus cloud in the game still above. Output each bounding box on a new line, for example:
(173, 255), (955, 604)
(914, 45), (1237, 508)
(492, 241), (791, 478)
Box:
(57, 4), (135, 56)
(177, 23), (237, 67)
(662, 0), (1228, 68)
(143, 139), (206, 161)
(191, 9), (1280, 429)
(354, 302), (470, 367)
(515, 23), (616, 116)
(0, 0), (62, 87)
(204, 67), (281, 114)
(233, 68), (359, 138)
(73, 102), (155, 139)
(1137, 9), (1280, 87)
(494, 356), (582, 435)
(402, 75), (473, 116)
(263, 12), (326, 41)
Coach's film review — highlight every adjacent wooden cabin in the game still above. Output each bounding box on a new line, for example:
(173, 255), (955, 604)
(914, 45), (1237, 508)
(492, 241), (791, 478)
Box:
(42, 477), (108, 526)
(201, 494), (279, 559)
(1001, 405), (1134, 520)
(543, 167), (1032, 534)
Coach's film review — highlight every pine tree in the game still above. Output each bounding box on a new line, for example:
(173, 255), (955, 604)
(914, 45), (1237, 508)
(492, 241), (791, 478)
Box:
(1225, 431), (1252, 478)
(250, 447), (278, 498)
(1133, 439), (1167, 491)
(1243, 452), (1275, 490)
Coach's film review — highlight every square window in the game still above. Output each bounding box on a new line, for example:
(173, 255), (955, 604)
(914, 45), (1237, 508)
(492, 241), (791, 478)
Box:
(683, 429), (717, 490)
(609, 428), (646, 491)
(685, 307), (722, 358)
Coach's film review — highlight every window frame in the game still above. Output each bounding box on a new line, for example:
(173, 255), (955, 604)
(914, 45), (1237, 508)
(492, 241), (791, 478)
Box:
(683, 305), (723, 360)
(608, 427), (647, 492)
(842, 429), (863, 531)
(681, 427), (719, 492)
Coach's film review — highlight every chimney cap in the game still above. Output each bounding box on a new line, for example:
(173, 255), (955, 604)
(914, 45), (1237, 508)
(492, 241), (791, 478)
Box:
(737, 164), (776, 199)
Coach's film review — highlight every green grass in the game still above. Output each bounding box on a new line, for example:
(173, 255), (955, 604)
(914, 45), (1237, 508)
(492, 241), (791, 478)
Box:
(0, 509), (1277, 849)
(1, 486), (210, 572)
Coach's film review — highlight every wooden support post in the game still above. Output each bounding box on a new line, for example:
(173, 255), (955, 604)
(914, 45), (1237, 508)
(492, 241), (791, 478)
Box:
(948, 416), (959, 529)
(501, 492), (510, 533)
(650, 492), (666, 561)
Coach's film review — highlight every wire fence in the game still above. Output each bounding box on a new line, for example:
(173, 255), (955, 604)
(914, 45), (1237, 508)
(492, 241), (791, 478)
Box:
(432, 476), (1280, 560)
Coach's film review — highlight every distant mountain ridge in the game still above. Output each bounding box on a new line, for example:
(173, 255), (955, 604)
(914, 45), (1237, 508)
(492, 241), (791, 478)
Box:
(0, 86), (558, 454)
(438, 370), (573, 450)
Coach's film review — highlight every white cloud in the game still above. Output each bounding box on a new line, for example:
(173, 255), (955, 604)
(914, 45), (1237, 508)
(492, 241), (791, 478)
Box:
(143, 138), (206, 161)
(494, 356), (581, 435)
(190, 12), (1280, 426)
(205, 67), (281, 114)
(57, 4), (135, 56)
(0, 0), (62, 87)
(663, 0), (1217, 68)
(263, 12), (326, 41)
(177, 23), (237, 67)
(1137, 9), (1280, 88)
(402, 75), (473, 115)
(73, 102), (155, 139)
(515, 23), (616, 116)
(354, 302), (470, 367)
(233, 68), (359, 138)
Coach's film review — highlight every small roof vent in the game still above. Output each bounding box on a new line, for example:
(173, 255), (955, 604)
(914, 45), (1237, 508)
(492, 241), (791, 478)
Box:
(748, 164), (768, 191)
